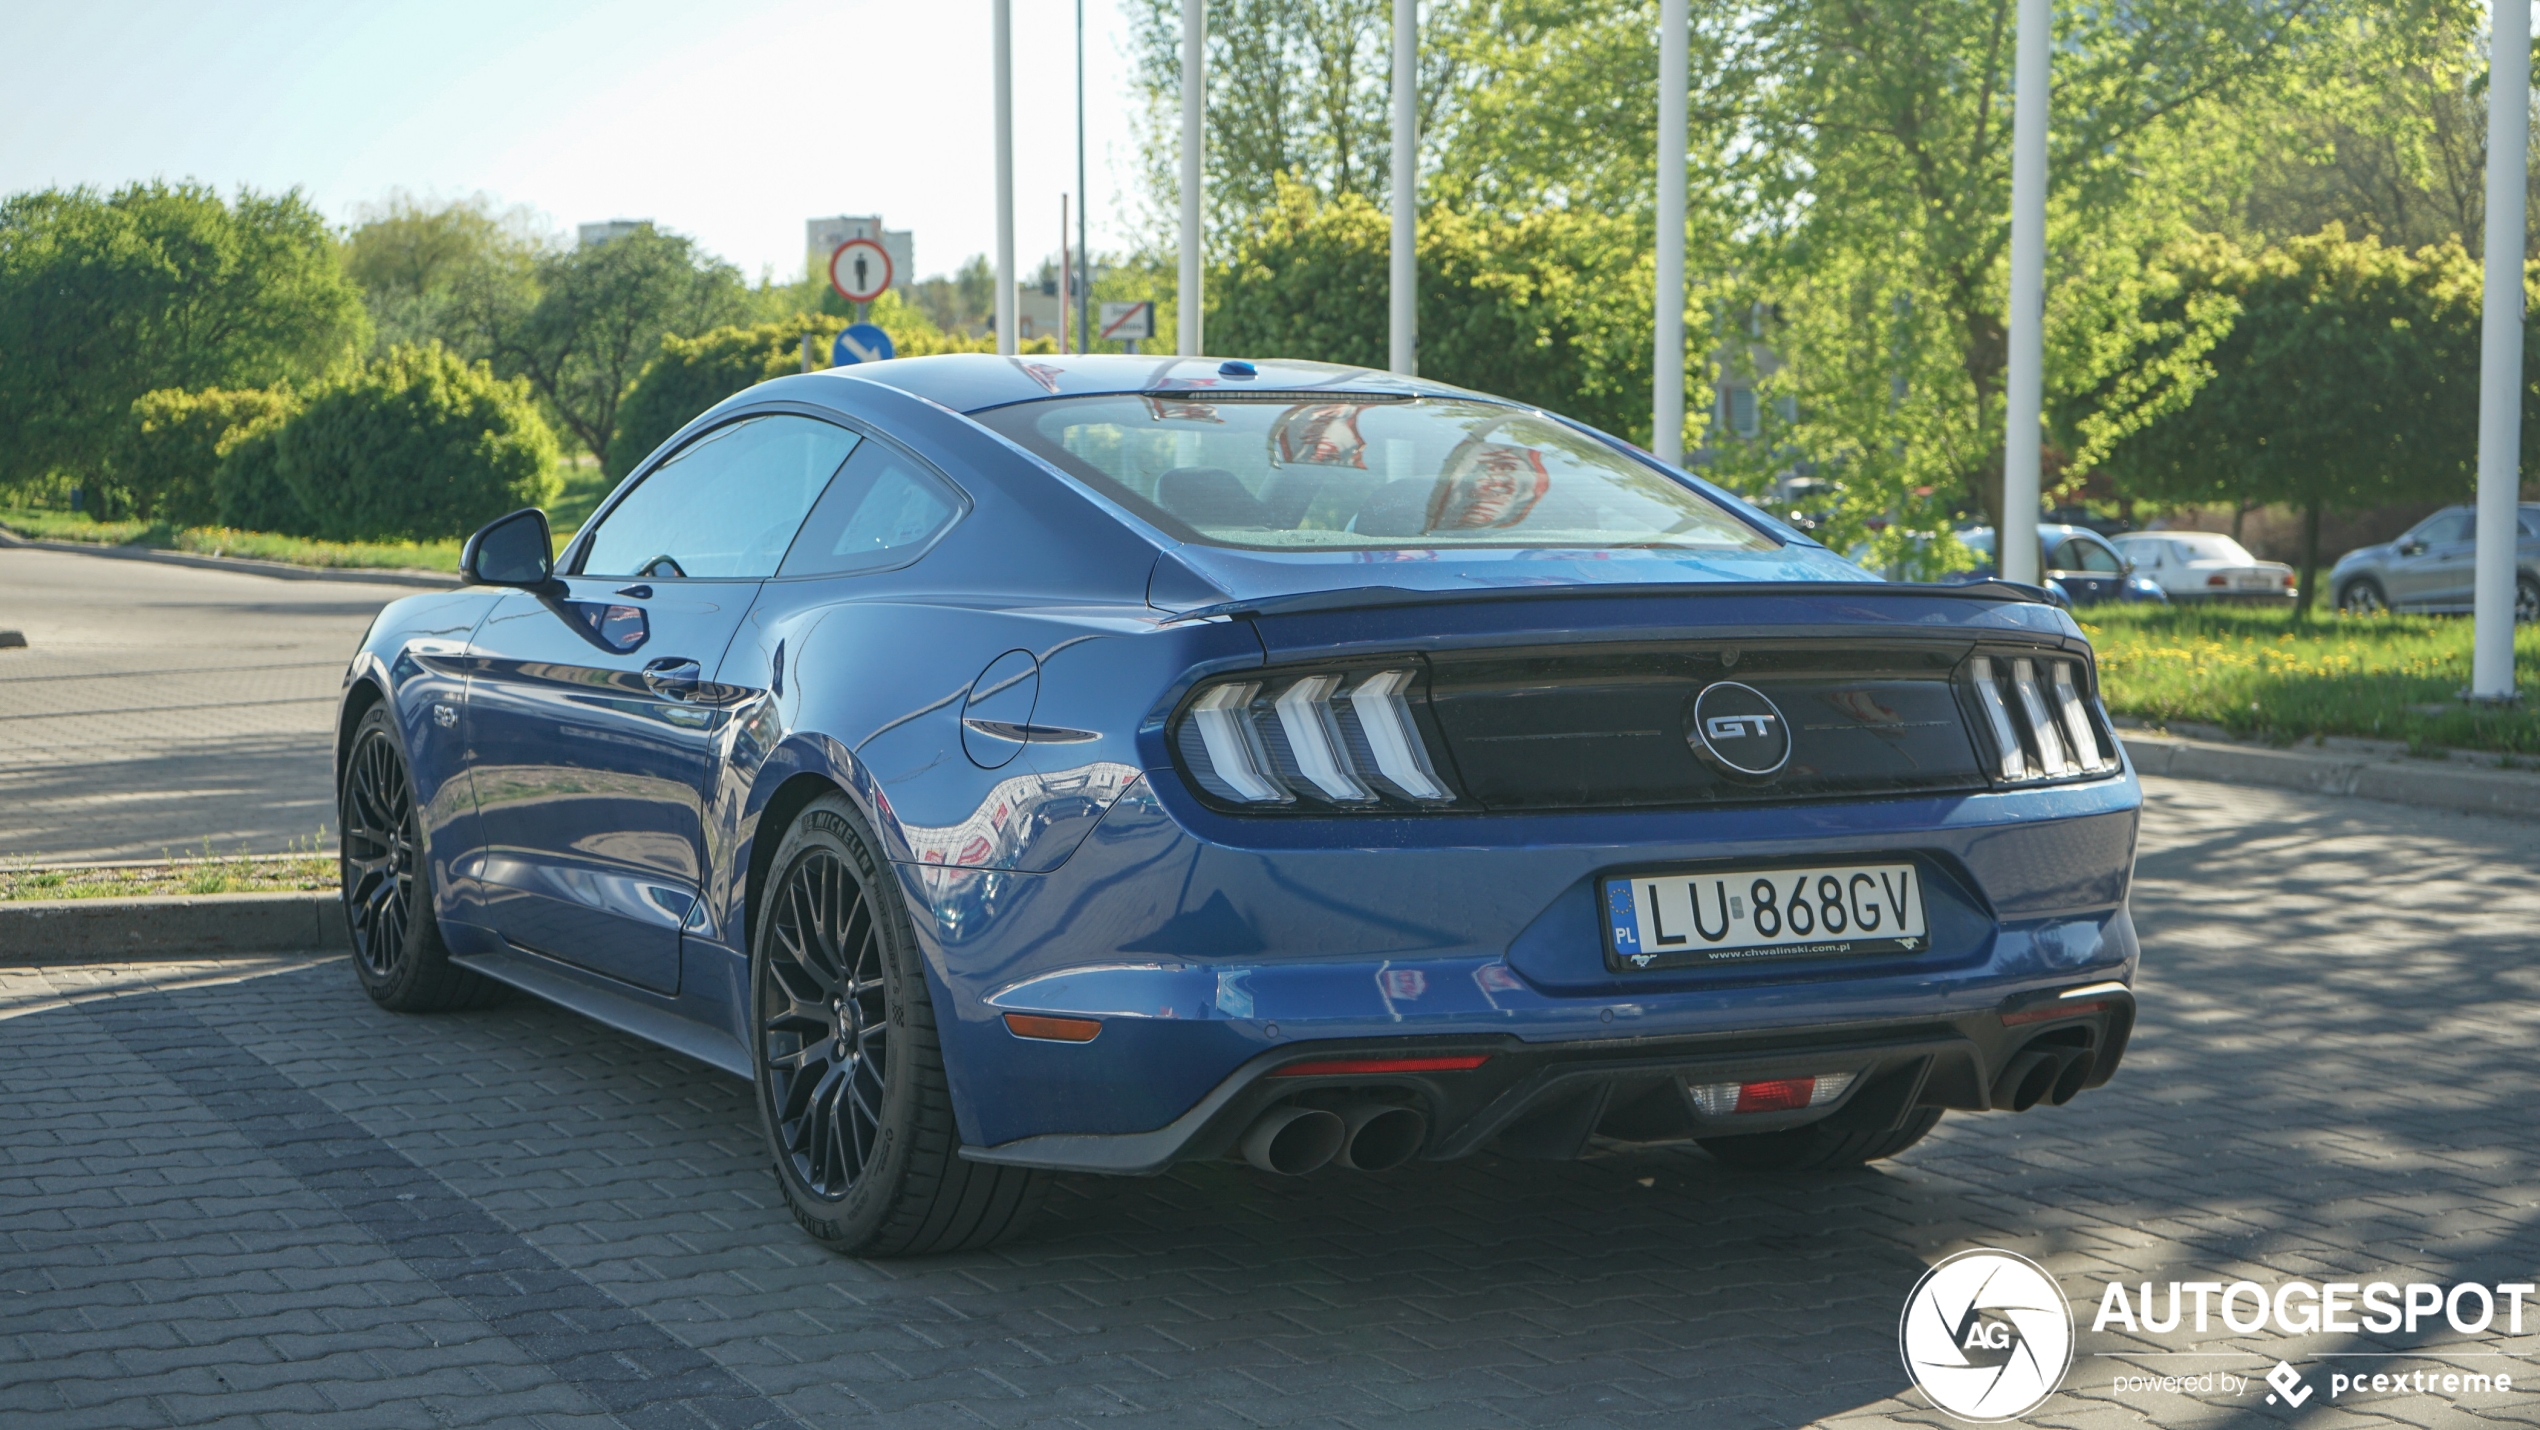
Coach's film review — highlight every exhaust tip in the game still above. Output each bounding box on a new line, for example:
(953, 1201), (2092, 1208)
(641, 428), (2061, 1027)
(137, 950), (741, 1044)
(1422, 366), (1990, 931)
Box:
(1335, 1104), (1427, 1172)
(1241, 1105), (1346, 1175)
(2048, 1049), (2096, 1106)
(1994, 1051), (2059, 1113)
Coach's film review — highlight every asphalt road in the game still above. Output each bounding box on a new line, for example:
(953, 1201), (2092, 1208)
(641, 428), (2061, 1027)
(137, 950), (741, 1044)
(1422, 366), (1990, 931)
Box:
(4, 775), (2537, 1429)
(0, 547), (403, 863)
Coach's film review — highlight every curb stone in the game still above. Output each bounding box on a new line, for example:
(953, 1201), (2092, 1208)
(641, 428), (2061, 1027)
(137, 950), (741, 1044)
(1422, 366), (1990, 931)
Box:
(0, 892), (346, 964)
(2120, 730), (2540, 820)
(0, 527), (457, 589)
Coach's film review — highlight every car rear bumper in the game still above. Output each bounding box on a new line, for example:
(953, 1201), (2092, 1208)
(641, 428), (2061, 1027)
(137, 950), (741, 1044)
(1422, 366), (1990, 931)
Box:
(961, 981), (2135, 1173)
(904, 758), (2144, 1155)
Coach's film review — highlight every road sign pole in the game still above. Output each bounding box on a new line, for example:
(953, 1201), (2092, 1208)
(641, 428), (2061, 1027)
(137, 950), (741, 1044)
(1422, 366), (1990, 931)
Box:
(994, 0), (1018, 358)
(1999, 0), (2050, 587)
(1389, 0), (1417, 377)
(2471, 0), (2529, 701)
(1651, 0), (1687, 463)
(1179, 0), (1205, 357)
(1078, 0), (1093, 357)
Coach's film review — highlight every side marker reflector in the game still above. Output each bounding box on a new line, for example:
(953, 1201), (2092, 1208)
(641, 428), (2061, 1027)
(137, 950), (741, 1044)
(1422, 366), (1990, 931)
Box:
(1003, 1013), (1102, 1042)
(2002, 999), (2109, 1027)
(1268, 1054), (1490, 1077)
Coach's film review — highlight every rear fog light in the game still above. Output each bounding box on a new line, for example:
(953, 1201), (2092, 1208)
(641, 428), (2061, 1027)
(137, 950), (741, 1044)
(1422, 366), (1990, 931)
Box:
(1685, 1070), (1857, 1116)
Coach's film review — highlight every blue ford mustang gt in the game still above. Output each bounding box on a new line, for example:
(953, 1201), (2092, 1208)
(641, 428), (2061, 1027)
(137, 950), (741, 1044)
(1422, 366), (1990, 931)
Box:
(336, 355), (2141, 1255)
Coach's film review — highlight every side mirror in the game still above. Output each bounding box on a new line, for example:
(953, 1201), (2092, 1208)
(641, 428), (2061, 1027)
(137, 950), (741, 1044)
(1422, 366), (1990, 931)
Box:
(461, 508), (555, 587)
(2398, 540), (2427, 557)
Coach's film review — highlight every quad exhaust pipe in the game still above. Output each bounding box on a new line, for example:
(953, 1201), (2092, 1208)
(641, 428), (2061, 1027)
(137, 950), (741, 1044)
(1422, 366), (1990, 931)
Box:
(1992, 1044), (2097, 1113)
(1240, 1101), (1429, 1175)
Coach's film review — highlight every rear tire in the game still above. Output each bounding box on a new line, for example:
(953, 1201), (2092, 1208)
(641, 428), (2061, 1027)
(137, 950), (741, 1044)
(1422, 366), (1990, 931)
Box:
(1697, 1107), (1943, 1172)
(2517, 574), (2539, 624)
(2336, 577), (2389, 615)
(751, 792), (1046, 1256)
(339, 704), (502, 1013)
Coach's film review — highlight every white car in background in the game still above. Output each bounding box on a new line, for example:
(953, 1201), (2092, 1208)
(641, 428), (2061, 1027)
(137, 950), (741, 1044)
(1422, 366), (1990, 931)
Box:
(2109, 531), (2297, 602)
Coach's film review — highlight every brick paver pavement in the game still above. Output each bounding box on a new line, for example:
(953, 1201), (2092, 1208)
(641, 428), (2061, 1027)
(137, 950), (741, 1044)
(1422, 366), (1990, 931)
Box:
(5, 775), (2538, 1428)
(0, 547), (400, 862)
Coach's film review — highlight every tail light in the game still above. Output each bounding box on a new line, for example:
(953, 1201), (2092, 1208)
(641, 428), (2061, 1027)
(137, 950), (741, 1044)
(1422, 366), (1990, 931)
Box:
(2206, 574), (2228, 587)
(1175, 666), (1456, 810)
(1962, 652), (2118, 785)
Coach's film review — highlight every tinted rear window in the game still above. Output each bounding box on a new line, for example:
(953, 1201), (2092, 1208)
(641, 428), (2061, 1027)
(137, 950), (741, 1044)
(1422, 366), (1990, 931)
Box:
(976, 394), (1777, 553)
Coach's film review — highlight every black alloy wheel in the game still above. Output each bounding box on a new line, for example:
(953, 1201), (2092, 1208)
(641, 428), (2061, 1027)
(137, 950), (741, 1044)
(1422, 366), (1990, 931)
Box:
(2337, 577), (2389, 616)
(343, 718), (418, 978)
(339, 704), (499, 1012)
(750, 792), (1046, 1255)
(761, 846), (892, 1198)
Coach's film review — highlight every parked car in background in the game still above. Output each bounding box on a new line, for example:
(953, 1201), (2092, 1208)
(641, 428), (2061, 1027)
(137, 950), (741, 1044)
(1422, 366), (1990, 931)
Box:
(336, 355), (2143, 1257)
(2109, 531), (2296, 603)
(2329, 503), (2540, 619)
(1951, 526), (2169, 607)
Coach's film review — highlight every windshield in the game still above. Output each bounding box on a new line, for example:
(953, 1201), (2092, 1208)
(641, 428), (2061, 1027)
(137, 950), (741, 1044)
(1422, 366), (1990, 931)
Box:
(975, 393), (1778, 553)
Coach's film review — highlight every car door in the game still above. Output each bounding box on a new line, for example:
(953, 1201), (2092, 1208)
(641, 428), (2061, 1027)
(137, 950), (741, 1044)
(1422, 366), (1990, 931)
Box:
(466, 412), (863, 993)
(2422, 512), (2483, 609)
(2046, 535), (2124, 604)
(2384, 512), (2469, 608)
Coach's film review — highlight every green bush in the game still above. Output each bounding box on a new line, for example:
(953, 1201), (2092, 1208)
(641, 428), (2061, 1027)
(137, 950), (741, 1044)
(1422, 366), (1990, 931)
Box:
(268, 344), (559, 541)
(213, 401), (309, 534)
(606, 315), (833, 478)
(116, 386), (298, 525)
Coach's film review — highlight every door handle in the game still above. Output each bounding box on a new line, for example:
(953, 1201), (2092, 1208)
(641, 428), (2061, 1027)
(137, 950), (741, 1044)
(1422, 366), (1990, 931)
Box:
(642, 657), (702, 698)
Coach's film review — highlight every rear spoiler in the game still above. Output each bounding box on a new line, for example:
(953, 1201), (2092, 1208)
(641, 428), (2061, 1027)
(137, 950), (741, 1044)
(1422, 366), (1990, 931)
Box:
(1160, 579), (2064, 624)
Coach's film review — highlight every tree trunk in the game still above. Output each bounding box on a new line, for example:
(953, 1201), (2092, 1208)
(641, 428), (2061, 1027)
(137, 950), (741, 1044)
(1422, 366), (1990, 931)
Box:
(2292, 498), (2323, 623)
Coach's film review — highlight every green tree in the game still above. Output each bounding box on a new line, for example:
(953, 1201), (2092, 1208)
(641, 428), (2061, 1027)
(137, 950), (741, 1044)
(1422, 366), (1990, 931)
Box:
(1132, 0), (1471, 247)
(268, 343), (561, 542)
(1727, 0), (2336, 535)
(458, 224), (749, 475)
(114, 385), (300, 524)
(2083, 229), (2518, 615)
(343, 191), (544, 355)
(0, 181), (368, 500)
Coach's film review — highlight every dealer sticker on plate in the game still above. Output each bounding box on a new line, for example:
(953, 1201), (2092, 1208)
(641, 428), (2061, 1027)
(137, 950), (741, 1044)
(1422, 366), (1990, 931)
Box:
(1604, 862), (1929, 970)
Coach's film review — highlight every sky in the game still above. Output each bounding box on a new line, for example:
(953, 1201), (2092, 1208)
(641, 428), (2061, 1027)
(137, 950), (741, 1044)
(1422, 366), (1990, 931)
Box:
(0, 0), (1153, 283)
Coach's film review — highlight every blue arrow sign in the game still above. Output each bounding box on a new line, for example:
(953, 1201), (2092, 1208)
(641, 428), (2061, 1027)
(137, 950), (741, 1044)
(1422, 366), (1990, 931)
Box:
(832, 322), (895, 366)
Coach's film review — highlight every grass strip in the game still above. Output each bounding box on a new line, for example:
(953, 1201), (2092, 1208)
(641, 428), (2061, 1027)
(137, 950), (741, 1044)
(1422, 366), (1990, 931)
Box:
(0, 854), (337, 902)
(2085, 604), (2540, 757)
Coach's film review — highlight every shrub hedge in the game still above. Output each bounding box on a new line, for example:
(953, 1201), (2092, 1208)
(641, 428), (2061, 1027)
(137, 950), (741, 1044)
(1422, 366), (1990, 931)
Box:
(116, 386), (300, 526)
(267, 344), (559, 542)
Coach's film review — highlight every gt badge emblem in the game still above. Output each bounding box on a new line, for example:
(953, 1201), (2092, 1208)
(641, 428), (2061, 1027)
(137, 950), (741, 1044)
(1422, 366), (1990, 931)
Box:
(1690, 681), (1791, 780)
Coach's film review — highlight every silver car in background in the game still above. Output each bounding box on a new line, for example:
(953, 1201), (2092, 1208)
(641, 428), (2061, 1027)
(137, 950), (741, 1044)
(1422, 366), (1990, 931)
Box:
(2328, 503), (2540, 619)
(2109, 531), (2295, 603)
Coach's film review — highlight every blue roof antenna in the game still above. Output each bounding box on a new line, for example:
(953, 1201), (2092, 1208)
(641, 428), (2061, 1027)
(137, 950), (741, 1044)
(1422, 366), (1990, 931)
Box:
(1217, 360), (1257, 378)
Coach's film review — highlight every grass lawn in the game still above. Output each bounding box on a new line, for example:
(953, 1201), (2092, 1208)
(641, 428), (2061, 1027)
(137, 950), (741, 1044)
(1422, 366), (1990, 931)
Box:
(0, 471), (616, 574)
(2084, 604), (2540, 757)
(2, 507), (463, 571)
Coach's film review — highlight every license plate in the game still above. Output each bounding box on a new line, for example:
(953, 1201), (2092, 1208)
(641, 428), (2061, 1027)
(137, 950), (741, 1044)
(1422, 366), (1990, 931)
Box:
(1603, 862), (1929, 970)
(2233, 574), (2275, 589)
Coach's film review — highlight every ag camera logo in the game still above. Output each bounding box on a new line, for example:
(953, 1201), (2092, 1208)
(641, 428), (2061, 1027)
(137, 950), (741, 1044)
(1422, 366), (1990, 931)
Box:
(1900, 1249), (2075, 1422)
